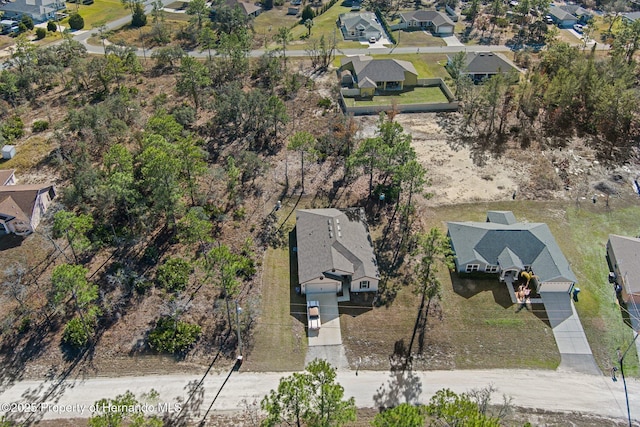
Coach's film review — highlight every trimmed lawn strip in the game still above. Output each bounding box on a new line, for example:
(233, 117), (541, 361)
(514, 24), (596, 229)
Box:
(343, 86), (449, 107)
(62, 0), (130, 29)
(245, 247), (307, 371)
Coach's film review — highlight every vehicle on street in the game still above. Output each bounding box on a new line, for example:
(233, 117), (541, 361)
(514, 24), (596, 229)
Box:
(307, 300), (321, 330)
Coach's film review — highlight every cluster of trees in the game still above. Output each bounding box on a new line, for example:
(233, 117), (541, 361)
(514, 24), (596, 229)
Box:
(261, 361), (512, 427)
(450, 37), (640, 162)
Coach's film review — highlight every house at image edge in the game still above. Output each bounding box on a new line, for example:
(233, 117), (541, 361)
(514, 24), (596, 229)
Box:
(0, 170), (56, 236)
(447, 211), (577, 294)
(0, 0), (65, 23)
(606, 235), (640, 305)
(295, 208), (379, 296)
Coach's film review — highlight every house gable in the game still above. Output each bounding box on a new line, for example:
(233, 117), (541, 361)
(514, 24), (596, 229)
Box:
(0, 169), (16, 186)
(0, 183), (56, 235)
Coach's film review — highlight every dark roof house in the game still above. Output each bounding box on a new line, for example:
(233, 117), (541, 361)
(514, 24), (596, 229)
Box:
(295, 208), (379, 295)
(398, 10), (455, 35)
(449, 52), (519, 82)
(340, 55), (418, 91)
(448, 211), (577, 293)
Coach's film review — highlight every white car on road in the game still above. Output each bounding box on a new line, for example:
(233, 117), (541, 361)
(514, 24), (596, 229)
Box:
(307, 300), (321, 330)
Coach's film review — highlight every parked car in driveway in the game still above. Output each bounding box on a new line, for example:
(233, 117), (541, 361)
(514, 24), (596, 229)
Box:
(307, 300), (321, 330)
(573, 23), (584, 33)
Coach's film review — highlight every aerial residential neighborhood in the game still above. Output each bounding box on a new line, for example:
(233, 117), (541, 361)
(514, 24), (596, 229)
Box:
(0, 0), (639, 424)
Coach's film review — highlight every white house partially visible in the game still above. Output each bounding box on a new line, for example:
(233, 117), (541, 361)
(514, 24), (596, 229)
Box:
(0, 182), (56, 236)
(0, 0), (65, 23)
(295, 208), (379, 297)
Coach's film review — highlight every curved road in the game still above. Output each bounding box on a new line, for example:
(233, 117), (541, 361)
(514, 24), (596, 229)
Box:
(0, 368), (638, 422)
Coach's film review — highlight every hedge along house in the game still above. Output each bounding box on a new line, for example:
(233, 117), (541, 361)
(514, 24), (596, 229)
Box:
(295, 208), (379, 299)
(447, 211), (577, 302)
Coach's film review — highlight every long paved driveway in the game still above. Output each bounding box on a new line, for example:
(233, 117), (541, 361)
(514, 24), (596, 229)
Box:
(540, 292), (601, 375)
(0, 369), (637, 422)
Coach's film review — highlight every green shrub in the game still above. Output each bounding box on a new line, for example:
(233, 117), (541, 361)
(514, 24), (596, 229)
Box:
(317, 97), (332, 109)
(148, 316), (202, 353)
(20, 15), (34, 30)
(171, 104), (196, 127)
(47, 20), (58, 32)
(32, 120), (49, 132)
(156, 257), (192, 292)
(1, 116), (24, 141)
(131, 2), (147, 27)
(69, 13), (85, 30)
(35, 27), (46, 40)
(62, 317), (93, 348)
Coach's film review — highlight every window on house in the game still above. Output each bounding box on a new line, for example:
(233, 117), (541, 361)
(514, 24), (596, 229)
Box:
(485, 265), (499, 273)
(359, 280), (370, 289)
(466, 264), (479, 272)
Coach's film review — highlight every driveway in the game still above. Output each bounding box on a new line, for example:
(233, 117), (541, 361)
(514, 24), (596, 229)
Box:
(306, 292), (342, 347)
(305, 293), (349, 370)
(540, 292), (600, 375)
(442, 35), (464, 47)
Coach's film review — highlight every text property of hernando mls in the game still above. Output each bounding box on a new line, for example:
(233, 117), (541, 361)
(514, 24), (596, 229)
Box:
(0, 402), (182, 415)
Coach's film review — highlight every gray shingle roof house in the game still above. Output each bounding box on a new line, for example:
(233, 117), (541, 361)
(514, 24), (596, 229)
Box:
(339, 12), (384, 42)
(398, 10), (455, 35)
(340, 55), (418, 92)
(225, 0), (262, 17)
(449, 52), (519, 82)
(559, 5), (592, 23)
(622, 11), (640, 24)
(548, 5), (578, 28)
(295, 208), (379, 295)
(447, 211), (577, 293)
(0, 183), (56, 236)
(0, 0), (64, 23)
(0, 169), (16, 186)
(606, 235), (640, 304)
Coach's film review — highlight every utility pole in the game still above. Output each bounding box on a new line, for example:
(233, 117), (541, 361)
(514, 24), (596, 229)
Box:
(614, 330), (640, 427)
(235, 300), (243, 356)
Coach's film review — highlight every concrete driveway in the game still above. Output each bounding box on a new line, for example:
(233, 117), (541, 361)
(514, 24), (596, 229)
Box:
(306, 293), (342, 346)
(540, 292), (600, 375)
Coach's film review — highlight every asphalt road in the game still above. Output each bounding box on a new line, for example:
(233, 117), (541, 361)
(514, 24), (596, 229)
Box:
(0, 368), (638, 422)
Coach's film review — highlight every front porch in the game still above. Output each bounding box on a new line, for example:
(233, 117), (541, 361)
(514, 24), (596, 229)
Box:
(503, 272), (542, 304)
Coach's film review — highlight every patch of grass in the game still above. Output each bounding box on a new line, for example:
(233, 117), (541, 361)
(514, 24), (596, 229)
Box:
(0, 136), (53, 171)
(61, 0), (131, 30)
(245, 247), (307, 372)
(343, 86), (449, 107)
(484, 318), (525, 326)
(393, 29), (447, 47)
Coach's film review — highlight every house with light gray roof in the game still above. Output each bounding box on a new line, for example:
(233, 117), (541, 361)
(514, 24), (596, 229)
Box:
(548, 5), (578, 28)
(448, 52), (519, 83)
(0, 0), (64, 23)
(398, 10), (455, 36)
(606, 235), (640, 305)
(338, 12), (385, 42)
(447, 211), (577, 293)
(295, 208), (379, 295)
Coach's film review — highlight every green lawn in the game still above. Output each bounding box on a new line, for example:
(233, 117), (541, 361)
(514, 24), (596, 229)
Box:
(61, 0), (131, 30)
(426, 200), (640, 374)
(343, 85), (449, 107)
(393, 28), (446, 47)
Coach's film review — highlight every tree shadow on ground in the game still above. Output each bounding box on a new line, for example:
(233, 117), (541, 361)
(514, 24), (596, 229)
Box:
(373, 344), (422, 410)
(450, 271), (513, 309)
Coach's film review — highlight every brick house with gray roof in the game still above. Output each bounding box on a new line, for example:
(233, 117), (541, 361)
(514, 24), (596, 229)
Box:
(295, 208), (379, 295)
(447, 211), (577, 293)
